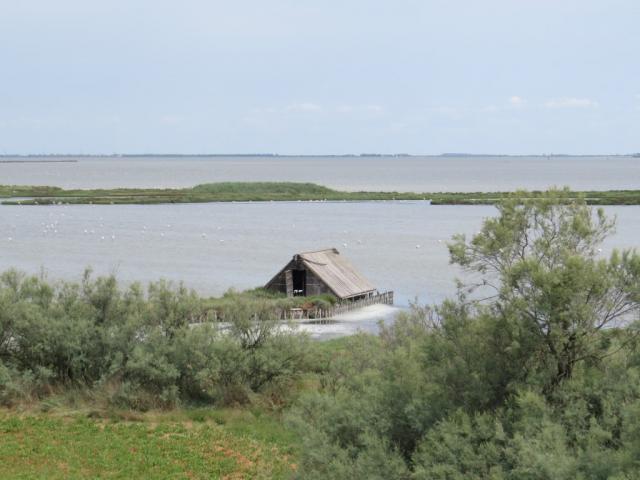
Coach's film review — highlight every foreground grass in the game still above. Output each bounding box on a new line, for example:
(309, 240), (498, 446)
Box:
(0, 407), (298, 479)
(0, 336), (350, 479)
(2, 182), (640, 205)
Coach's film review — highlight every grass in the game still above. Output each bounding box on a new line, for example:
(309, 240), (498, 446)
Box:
(0, 337), (349, 479)
(202, 288), (338, 317)
(0, 337), (351, 478)
(0, 407), (299, 479)
(2, 181), (640, 205)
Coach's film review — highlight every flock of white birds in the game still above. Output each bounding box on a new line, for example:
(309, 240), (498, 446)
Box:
(3, 205), (446, 250)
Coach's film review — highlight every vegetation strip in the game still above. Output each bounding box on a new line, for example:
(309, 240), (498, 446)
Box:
(2, 182), (640, 205)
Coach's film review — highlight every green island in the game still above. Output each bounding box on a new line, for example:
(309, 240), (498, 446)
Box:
(2, 190), (640, 478)
(2, 181), (640, 205)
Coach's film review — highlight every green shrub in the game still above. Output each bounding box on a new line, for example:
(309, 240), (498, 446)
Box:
(0, 269), (312, 409)
(288, 190), (640, 479)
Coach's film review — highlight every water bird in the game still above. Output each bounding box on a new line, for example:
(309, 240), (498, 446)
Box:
(201, 233), (207, 238)
(416, 244), (421, 249)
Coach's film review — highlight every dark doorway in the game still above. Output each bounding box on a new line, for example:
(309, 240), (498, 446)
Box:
(292, 269), (306, 296)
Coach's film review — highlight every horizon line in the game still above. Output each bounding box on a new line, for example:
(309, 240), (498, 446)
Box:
(1, 152), (638, 158)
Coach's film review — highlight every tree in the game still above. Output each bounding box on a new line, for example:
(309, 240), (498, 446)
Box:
(448, 188), (640, 393)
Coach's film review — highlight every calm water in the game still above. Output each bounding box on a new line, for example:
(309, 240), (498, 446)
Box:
(1, 155), (639, 191)
(2, 155), (639, 337)
(2, 202), (638, 307)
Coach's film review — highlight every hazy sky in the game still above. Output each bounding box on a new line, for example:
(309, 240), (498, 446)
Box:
(1, 0), (638, 155)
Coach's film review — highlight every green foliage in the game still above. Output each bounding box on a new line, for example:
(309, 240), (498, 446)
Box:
(4, 181), (640, 205)
(204, 288), (338, 319)
(191, 181), (335, 196)
(448, 188), (640, 392)
(412, 411), (508, 480)
(288, 190), (640, 479)
(0, 269), (312, 409)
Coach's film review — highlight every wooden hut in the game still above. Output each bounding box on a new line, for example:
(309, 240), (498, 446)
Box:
(265, 248), (377, 300)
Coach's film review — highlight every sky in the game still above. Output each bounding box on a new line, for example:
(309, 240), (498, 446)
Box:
(0, 0), (638, 155)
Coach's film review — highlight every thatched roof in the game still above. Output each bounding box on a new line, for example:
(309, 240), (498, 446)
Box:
(268, 248), (377, 299)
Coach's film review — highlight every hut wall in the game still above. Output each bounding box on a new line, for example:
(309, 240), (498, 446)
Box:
(267, 262), (293, 295)
(266, 258), (335, 298)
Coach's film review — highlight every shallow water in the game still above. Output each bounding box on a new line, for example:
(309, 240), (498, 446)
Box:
(1, 155), (638, 192)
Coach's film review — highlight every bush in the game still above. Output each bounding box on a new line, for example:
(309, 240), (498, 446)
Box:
(0, 269), (312, 409)
(288, 190), (640, 479)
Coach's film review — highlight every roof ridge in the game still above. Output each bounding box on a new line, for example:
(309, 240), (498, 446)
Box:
(265, 248), (375, 299)
(298, 247), (339, 255)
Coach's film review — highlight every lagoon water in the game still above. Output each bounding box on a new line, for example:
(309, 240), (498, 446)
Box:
(2, 202), (639, 303)
(1, 155), (639, 192)
(1, 156), (639, 337)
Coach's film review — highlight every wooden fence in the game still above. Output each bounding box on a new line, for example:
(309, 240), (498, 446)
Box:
(279, 291), (394, 320)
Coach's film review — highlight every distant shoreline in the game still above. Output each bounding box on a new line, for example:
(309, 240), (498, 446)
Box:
(1, 153), (638, 159)
(2, 182), (639, 206)
(0, 159), (78, 164)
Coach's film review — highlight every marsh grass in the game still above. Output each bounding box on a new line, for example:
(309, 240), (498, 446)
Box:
(204, 288), (338, 316)
(2, 182), (640, 205)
